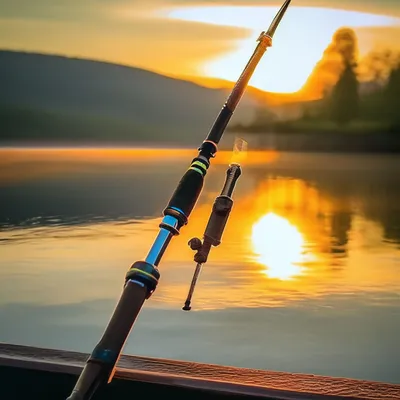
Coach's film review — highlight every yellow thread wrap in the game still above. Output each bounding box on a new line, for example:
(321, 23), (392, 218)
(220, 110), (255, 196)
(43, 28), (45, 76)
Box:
(189, 166), (204, 175)
(191, 160), (208, 171)
(127, 268), (158, 283)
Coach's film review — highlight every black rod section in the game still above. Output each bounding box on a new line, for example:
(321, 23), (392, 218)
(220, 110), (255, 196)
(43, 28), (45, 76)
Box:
(205, 0), (292, 145)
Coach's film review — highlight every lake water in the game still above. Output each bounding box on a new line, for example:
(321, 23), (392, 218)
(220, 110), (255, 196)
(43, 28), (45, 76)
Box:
(0, 148), (399, 384)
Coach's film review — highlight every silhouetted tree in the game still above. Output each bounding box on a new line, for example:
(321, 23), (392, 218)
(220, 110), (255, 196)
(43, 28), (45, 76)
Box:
(359, 49), (399, 84)
(302, 27), (359, 99)
(330, 60), (360, 125)
(383, 63), (400, 126)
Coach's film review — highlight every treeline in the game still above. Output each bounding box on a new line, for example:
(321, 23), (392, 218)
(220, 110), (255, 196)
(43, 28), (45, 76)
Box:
(308, 30), (400, 129)
(235, 28), (400, 135)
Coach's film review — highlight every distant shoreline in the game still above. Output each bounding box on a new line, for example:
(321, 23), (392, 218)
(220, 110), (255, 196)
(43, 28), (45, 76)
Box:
(2, 129), (400, 154)
(0, 141), (194, 150)
(225, 131), (400, 153)
(2, 140), (400, 154)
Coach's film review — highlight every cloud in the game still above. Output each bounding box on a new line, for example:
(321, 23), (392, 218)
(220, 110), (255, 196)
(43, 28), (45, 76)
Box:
(1, 0), (399, 90)
(161, 6), (400, 92)
(0, 1), (107, 22)
(0, 12), (250, 76)
(165, 6), (400, 31)
(1, 0), (400, 23)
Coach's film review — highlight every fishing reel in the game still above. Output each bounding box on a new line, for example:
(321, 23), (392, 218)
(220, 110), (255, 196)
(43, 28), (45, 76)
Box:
(182, 158), (243, 311)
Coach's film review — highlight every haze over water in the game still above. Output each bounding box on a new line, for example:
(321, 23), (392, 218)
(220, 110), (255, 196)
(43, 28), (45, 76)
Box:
(0, 148), (399, 384)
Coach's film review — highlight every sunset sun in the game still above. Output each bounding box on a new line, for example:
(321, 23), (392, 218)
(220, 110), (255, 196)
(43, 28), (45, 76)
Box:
(251, 213), (305, 280)
(163, 6), (400, 93)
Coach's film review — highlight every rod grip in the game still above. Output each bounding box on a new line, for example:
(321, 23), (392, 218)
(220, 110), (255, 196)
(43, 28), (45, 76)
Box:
(164, 158), (208, 223)
(66, 281), (147, 400)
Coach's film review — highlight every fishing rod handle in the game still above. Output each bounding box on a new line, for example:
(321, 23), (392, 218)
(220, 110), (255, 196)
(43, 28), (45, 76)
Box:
(164, 151), (214, 226)
(66, 280), (148, 400)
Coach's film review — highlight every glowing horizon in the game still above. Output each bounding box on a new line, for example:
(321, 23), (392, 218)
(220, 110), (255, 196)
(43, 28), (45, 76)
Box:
(162, 6), (400, 93)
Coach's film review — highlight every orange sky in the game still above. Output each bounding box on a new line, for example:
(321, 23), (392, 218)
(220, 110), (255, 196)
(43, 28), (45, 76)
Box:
(1, 1), (400, 92)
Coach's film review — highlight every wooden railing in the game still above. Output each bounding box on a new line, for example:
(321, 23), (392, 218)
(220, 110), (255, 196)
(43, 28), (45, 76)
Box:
(1, 343), (399, 399)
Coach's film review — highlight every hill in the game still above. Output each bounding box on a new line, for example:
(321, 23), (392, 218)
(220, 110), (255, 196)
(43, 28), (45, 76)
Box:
(174, 75), (308, 105)
(0, 50), (260, 146)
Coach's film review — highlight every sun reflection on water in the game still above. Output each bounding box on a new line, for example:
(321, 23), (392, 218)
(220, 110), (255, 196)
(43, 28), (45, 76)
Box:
(1, 150), (400, 310)
(251, 212), (305, 280)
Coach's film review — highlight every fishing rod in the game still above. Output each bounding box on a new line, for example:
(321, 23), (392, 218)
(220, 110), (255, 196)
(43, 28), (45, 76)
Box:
(183, 139), (247, 311)
(66, 1), (292, 399)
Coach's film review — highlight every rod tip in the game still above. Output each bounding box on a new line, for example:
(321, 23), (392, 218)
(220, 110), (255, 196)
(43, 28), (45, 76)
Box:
(266, 0), (292, 39)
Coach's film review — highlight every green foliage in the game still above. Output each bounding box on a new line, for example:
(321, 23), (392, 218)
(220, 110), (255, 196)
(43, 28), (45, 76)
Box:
(272, 119), (392, 135)
(383, 65), (400, 125)
(330, 61), (360, 126)
(233, 43), (400, 136)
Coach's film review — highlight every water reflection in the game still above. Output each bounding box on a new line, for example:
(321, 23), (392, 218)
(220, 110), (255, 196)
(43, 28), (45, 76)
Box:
(0, 148), (276, 228)
(252, 213), (306, 280)
(159, 166), (400, 308)
(1, 149), (399, 309)
(1, 148), (400, 384)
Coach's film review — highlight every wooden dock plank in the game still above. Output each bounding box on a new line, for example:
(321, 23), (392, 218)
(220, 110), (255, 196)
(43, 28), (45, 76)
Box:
(1, 343), (399, 399)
